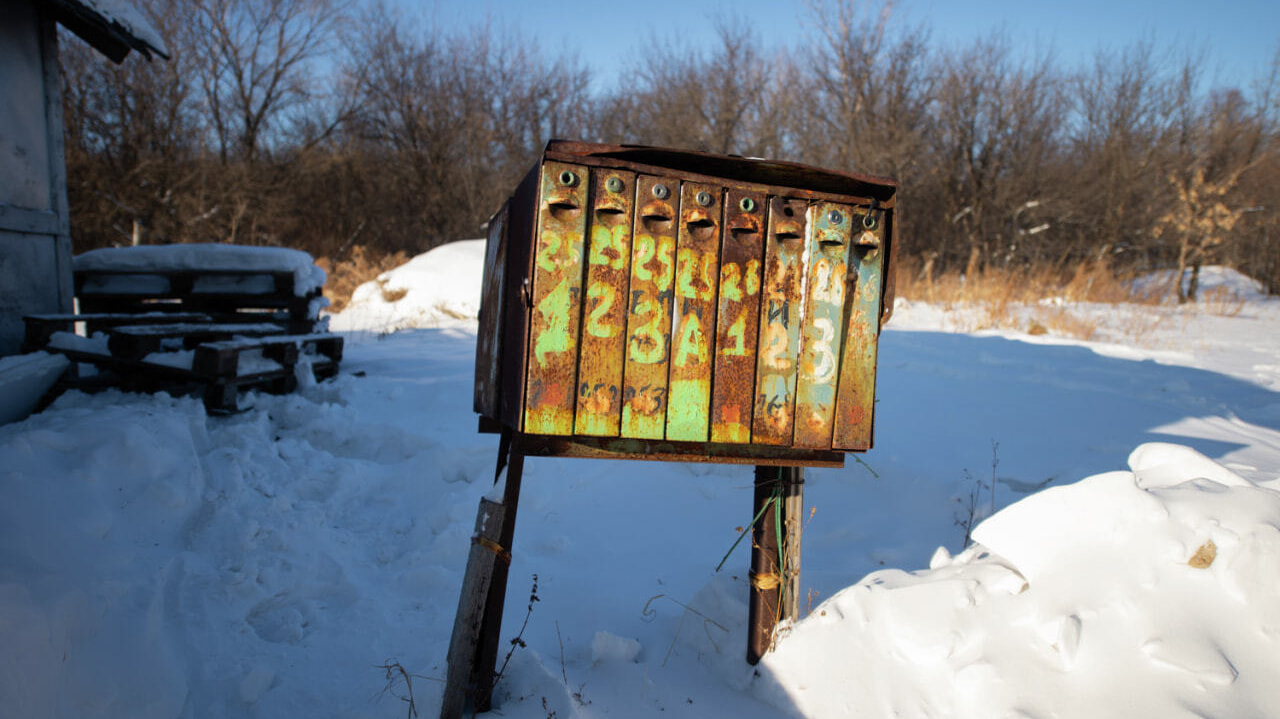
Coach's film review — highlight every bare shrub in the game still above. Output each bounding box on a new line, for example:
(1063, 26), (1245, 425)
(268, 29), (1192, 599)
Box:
(316, 245), (409, 312)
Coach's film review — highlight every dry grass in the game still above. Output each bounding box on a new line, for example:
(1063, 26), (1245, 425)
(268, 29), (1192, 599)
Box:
(897, 254), (1139, 307)
(381, 287), (409, 303)
(894, 255), (1177, 343)
(1030, 309), (1101, 342)
(1198, 287), (1247, 317)
(316, 245), (409, 312)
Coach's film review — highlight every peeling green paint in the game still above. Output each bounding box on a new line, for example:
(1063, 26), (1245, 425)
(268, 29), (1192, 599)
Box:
(524, 162), (588, 436)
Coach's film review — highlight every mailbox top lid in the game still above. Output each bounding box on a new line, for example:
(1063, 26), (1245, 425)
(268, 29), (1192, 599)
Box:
(544, 140), (897, 206)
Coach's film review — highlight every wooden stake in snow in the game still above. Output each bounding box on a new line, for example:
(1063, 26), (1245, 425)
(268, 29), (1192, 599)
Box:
(748, 465), (804, 665)
(440, 497), (506, 719)
(441, 431), (524, 719)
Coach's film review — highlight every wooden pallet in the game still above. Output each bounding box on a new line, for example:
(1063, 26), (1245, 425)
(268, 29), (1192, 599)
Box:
(40, 331), (343, 413)
(192, 333), (343, 377)
(22, 312), (212, 353)
(193, 333), (343, 412)
(75, 268), (322, 333)
(105, 322), (287, 361)
(26, 251), (339, 412)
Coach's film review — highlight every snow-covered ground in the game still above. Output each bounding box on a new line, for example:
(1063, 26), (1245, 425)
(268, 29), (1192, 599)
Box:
(3, 243), (1279, 718)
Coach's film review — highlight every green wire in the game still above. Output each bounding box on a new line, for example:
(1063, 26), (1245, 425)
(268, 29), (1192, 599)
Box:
(715, 497), (773, 572)
(715, 468), (791, 588)
(774, 468), (786, 599)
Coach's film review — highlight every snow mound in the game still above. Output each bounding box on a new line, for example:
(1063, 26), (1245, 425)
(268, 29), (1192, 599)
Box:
(0, 394), (208, 718)
(759, 443), (1280, 718)
(0, 340), (497, 716)
(0, 352), (69, 425)
(591, 631), (643, 665)
(328, 240), (484, 333)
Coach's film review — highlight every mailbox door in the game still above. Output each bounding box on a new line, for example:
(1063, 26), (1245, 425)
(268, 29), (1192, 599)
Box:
(752, 197), (808, 445)
(574, 170), (636, 437)
(793, 201), (853, 449)
(710, 187), (766, 444)
(666, 182), (723, 442)
(620, 175), (680, 439)
(523, 162), (589, 435)
(832, 205), (886, 451)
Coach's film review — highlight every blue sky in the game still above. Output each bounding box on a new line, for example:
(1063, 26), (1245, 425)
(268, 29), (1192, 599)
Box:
(420, 0), (1278, 94)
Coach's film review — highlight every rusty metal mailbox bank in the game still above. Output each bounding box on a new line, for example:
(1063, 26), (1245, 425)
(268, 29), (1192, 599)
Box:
(446, 141), (897, 717)
(474, 140), (897, 466)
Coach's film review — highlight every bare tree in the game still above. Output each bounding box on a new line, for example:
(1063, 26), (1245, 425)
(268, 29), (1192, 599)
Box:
(346, 10), (592, 253)
(928, 33), (1064, 270)
(186, 0), (360, 244)
(1158, 85), (1272, 301)
(1064, 41), (1177, 266)
(602, 17), (781, 157)
(796, 0), (932, 179)
(61, 0), (202, 249)
(191, 0), (349, 162)
(1231, 44), (1280, 293)
(792, 0), (934, 276)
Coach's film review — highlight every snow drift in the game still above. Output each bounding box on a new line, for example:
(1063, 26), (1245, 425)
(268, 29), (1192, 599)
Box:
(759, 443), (1280, 718)
(327, 240), (484, 334)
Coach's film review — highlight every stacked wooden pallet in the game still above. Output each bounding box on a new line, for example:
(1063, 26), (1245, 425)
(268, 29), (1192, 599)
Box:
(24, 245), (343, 413)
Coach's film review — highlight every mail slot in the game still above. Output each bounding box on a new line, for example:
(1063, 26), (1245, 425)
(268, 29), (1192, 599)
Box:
(474, 141), (897, 467)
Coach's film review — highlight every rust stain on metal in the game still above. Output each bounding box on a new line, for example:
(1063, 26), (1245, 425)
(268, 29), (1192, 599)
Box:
(474, 203), (508, 420)
(832, 207), (886, 450)
(514, 434), (845, 468)
(495, 164), (541, 430)
(574, 170), (636, 436)
(620, 175), (679, 439)
(482, 141), (896, 464)
(666, 182), (722, 442)
(710, 187), (765, 444)
(523, 162), (589, 435)
(752, 197), (808, 445)
(793, 202), (853, 449)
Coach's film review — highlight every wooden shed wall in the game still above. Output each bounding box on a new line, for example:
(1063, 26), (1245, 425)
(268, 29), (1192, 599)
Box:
(0, 0), (74, 357)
